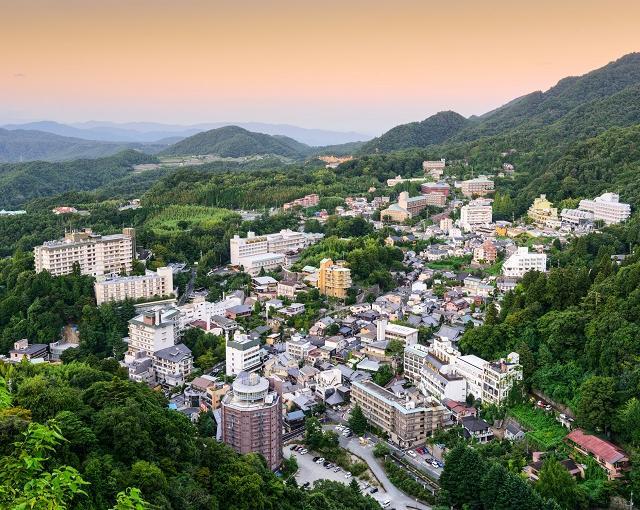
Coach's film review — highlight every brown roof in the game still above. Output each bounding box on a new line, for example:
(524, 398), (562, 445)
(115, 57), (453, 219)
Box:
(566, 429), (628, 464)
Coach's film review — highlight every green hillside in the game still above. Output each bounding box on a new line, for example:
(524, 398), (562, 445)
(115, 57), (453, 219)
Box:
(160, 125), (312, 158)
(359, 110), (467, 153)
(0, 150), (157, 208)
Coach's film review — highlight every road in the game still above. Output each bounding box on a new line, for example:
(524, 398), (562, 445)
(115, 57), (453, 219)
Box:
(178, 268), (196, 306)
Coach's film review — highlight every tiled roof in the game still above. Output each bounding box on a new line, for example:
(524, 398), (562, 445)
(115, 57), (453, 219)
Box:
(566, 429), (628, 464)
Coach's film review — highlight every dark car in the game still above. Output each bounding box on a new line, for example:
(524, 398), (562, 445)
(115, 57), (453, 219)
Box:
(369, 488), (378, 494)
(313, 456), (320, 462)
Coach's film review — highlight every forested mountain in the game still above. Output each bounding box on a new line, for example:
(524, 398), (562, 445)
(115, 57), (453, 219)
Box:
(160, 126), (312, 158)
(0, 150), (157, 208)
(359, 53), (640, 154)
(0, 128), (167, 163)
(359, 111), (467, 153)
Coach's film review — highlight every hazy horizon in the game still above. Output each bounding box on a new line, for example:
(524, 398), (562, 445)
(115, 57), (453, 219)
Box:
(2, 0), (639, 133)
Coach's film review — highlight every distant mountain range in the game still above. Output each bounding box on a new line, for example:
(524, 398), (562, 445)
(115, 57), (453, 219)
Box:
(2, 120), (371, 146)
(360, 52), (640, 154)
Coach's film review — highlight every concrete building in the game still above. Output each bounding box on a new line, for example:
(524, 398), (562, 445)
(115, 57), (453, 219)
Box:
(376, 319), (418, 345)
(578, 193), (631, 225)
(421, 181), (450, 196)
(459, 199), (492, 231)
(283, 193), (320, 210)
(286, 336), (313, 361)
(317, 258), (351, 299)
(94, 267), (174, 305)
(473, 239), (497, 263)
(177, 294), (243, 330)
(225, 331), (262, 376)
(502, 247), (547, 278)
(381, 191), (432, 222)
(34, 228), (134, 277)
(221, 373), (283, 470)
(460, 176), (494, 197)
(230, 230), (322, 275)
(422, 159), (446, 179)
(153, 344), (194, 387)
(528, 194), (559, 226)
(127, 308), (180, 357)
(9, 339), (48, 363)
(403, 344), (430, 384)
(351, 380), (447, 448)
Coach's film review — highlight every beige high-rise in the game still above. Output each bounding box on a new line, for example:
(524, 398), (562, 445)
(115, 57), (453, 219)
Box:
(317, 258), (351, 299)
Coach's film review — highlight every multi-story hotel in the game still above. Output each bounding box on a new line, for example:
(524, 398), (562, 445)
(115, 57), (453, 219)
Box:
(459, 199), (493, 231)
(421, 181), (450, 196)
(381, 191), (433, 222)
(94, 267), (174, 305)
(578, 193), (631, 225)
(229, 230), (322, 275)
(225, 331), (262, 376)
(527, 194), (559, 226)
(283, 193), (320, 210)
(422, 159), (446, 179)
(460, 176), (494, 197)
(124, 307), (193, 387)
(34, 228), (134, 277)
(502, 247), (547, 278)
(351, 380), (447, 448)
(317, 258), (352, 299)
(221, 373), (282, 471)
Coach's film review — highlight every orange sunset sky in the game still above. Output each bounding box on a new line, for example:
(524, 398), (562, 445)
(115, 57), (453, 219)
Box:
(1, 0), (639, 134)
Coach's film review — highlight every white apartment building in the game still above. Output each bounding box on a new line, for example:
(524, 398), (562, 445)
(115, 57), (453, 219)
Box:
(408, 339), (522, 407)
(34, 228), (134, 277)
(502, 247), (547, 278)
(376, 319), (418, 345)
(286, 336), (313, 361)
(460, 176), (494, 197)
(127, 308), (180, 357)
(94, 267), (173, 305)
(578, 193), (631, 225)
(229, 230), (322, 275)
(459, 200), (493, 231)
(225, 331), (262, 376)
(403, 344), (430, 383)
(124, 307), (192, 388)
(177, 294), (243, 330)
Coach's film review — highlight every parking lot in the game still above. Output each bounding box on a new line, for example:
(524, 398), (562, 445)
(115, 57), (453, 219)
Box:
(285, 444), (393, 507)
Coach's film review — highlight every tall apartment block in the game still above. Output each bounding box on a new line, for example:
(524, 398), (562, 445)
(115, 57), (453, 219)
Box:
(94, 267), (174, 305)
(34, 228), (134, 277)
(221, 373), (283, 470)
(317, 258), (352, 299)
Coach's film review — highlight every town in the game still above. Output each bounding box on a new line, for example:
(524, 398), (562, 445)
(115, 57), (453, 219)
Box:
(5, 156), (634, 510)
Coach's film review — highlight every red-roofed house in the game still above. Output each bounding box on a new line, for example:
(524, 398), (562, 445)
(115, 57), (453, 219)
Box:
(565, 429), (629, 479)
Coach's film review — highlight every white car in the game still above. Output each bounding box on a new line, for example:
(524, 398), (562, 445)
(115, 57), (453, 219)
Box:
(344, 472), (352, 479)
(335, 425), (343, 431)
(300, 449), (308, 454)
(382, 500), (391, 508)
(431, 460), (439, 468)
(316, 457), (325, 464)
(408, 450), (417, 458)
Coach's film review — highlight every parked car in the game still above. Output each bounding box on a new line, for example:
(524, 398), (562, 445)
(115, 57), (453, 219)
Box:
(313, 456), (320, 462)
(344, 472), (352, 479)
(408, 450), (417, 458)
(382, 500), (391, 508)
(334, 467), (341, 473)
(369, 488), (378, 494)
(316, 457), (325, 464)
(300, 449), (308, 454)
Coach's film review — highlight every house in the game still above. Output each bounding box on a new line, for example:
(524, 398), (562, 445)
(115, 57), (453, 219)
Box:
(461, 416), (493, 443)
(9, 339), (48, 363)
(225, 304), (252, 319)
(443, 399), (477, 423)
(525, 453), (583, 482)
(565, 429), (630, 480)
(504, 421), (525, 441)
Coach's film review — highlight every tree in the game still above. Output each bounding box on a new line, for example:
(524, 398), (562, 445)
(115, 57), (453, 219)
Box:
(372, 442), (390, 458)
(576, 376), (616, 432)
(348, 404), (368, 435)
(373, 364), (394, 386)
(536, 457), (579, 509)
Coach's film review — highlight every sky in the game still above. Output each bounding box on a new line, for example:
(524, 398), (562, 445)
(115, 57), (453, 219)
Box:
(1, 0), (639, 134)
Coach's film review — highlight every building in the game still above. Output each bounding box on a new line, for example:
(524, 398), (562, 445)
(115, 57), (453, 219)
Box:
(376, 319), (418, 345)
(277, 280), (304, 298)
(124, 307), (192, 387)
(252, 276), (278, 299)
(127, 308), (180, 357)
(351, 380), (447, 448)
(459, 199), (492, 231)
(527, 195), (559, 226)
(381, 191), (432, 222)
(502, 247), (547, 278)
(225, 331), (262, 376)
(178, 294), (243, 330)
(421, 182), (450, 196)
(34, 228), (134, 277)
(461, 416), (493, 443)
(94, 267), (174, 305)
(561, 208), (593, 226)
(9, 339), (48, 362)
(317, 258), (352, 299)
(423, 193), (447, 208)
(565, 429), (629, 480)
(229, 230), (322, 275)
(221, 373), (283, 470)
(460, 176), (494, 197)
(473, 239), (497, 263)
(422, 159), (446, 179)
(283, 193), (320, 210)
(286, 337), (313, 361)
(403, 344), (430, 384)
(578, 193), (631, 225)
